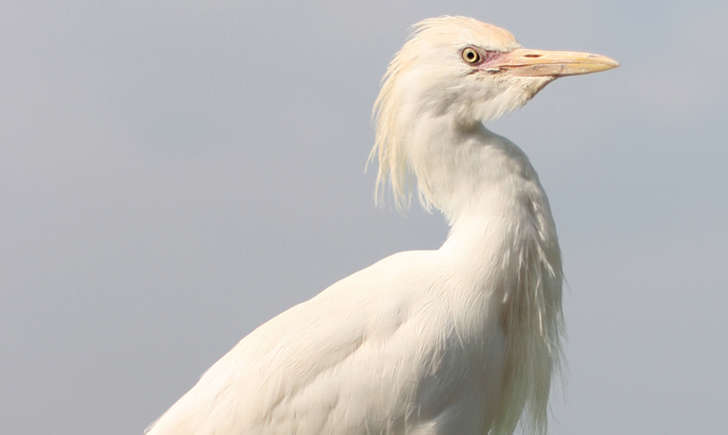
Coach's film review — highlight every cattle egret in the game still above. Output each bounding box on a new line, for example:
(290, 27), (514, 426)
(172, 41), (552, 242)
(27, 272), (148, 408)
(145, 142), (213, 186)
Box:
(147, 16), (617, 435)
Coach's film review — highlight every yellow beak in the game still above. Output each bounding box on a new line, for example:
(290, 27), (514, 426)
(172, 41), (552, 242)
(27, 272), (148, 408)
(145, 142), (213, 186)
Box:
(492, 48), (619, 77)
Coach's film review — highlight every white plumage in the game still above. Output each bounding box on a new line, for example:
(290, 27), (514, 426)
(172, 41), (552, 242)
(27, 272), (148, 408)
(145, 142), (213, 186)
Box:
(147, 16), (617, 435)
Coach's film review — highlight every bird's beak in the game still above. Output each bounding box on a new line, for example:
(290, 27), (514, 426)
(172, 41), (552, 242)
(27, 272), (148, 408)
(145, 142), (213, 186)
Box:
(490, 48), (619, 77)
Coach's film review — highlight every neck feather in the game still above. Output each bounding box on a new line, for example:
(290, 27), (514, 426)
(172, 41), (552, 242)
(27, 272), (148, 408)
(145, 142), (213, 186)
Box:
(421, 119), (564, 435)
(372, 101), (564, 433)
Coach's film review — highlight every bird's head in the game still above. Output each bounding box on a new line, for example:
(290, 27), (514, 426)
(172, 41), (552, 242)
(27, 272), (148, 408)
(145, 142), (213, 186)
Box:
(370, 16), (618, 208)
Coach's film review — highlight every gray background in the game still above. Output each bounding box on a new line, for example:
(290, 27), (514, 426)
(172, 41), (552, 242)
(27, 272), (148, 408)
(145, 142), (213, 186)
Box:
(3, 1), (726, 434)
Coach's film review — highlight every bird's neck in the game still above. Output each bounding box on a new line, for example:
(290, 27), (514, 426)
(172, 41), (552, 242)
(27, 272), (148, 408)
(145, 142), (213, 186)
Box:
(412, 115), (563, 434)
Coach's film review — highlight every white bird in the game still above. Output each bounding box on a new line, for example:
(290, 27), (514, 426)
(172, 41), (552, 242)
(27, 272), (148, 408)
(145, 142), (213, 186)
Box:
(147, 16), (617, 435)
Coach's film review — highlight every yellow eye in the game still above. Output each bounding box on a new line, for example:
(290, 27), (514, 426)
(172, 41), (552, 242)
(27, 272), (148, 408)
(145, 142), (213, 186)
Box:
(461, 47), (480, 64)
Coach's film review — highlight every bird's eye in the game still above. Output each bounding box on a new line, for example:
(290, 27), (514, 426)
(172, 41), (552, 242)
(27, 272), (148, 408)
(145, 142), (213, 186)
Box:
(461, 47), (481, 64)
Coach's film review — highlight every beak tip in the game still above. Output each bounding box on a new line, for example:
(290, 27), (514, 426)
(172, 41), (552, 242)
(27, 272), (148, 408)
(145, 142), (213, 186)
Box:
(601, 55), (620, 69)
(588, 53), (619, 72)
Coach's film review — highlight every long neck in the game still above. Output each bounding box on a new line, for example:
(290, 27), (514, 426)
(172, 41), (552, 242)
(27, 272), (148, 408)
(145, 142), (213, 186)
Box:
(410, 114), (564, 434)
(420, 117), (562, 292)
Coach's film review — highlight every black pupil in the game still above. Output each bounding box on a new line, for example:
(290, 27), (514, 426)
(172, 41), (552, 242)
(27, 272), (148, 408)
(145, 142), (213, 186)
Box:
(467, 51), (476, 60)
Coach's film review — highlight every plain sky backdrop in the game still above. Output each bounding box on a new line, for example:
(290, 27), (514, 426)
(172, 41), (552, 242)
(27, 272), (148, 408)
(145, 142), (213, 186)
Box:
(2, 1), (726, 434)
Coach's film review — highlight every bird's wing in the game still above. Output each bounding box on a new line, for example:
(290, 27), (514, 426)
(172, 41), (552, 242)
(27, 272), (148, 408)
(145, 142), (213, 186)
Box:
(146, 250), (482, 435)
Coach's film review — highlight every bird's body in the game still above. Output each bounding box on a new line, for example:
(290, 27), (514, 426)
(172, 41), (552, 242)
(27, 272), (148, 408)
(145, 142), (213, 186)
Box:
(148, 16), (617, 435)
